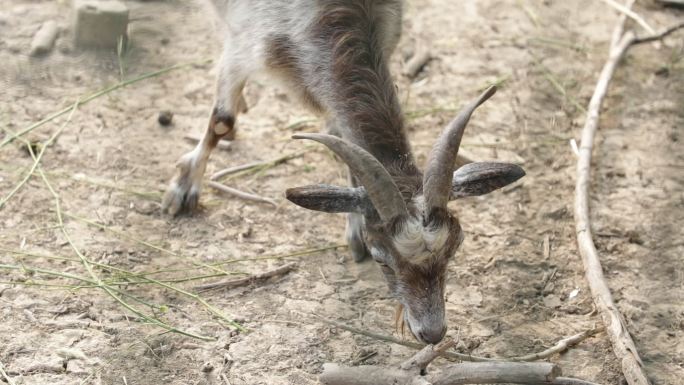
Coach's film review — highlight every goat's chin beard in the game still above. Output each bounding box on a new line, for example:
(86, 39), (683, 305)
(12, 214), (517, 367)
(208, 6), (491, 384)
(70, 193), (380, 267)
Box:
(394, 303), (421, 343)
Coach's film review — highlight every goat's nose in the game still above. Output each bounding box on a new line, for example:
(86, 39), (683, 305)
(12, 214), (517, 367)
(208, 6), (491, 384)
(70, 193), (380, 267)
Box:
(417, 325), (447, 344)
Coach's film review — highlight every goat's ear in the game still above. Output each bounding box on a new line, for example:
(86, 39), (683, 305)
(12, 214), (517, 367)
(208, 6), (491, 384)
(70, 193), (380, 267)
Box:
(450, 162), (525, 199)
(286, 184), (370, 213)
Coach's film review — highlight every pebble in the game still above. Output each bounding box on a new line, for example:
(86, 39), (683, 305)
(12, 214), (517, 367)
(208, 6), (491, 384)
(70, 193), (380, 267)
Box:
(158, 110), (174, 126)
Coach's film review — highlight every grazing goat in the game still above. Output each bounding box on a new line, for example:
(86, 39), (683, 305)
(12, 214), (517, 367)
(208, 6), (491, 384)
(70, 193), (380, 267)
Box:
(162, 0), (524, 344)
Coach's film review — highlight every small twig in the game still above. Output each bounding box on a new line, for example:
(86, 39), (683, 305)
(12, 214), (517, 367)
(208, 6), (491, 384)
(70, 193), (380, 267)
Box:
(655, 0), (684, 7)
(632, 20), (684, 45)
(351, 351), (378, 366)
(210, 161), (265, 180)
(207, 181), (277, 206)
(210, 148), (310, 181)
(0, 360), (16, 385)
(508, 327), (602, 361)
(184, 133), (232, 150)
(195, 262), (296, 291)
(314, 316), (599, 363)
(599, 0), (655, 34)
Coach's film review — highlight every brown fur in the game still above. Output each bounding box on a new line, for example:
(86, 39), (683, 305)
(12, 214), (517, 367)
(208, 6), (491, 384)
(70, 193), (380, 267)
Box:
(312, 1), (417, 171)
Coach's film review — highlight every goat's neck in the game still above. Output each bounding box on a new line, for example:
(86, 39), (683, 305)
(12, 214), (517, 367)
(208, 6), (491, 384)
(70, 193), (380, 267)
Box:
(316, 4), (418, 176)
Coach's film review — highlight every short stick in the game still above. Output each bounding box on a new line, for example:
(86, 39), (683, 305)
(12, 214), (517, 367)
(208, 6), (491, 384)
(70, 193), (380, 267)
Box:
(195, 262), (296, 291)
(207, 181), (277, 206)
(184, 133), (232, 150)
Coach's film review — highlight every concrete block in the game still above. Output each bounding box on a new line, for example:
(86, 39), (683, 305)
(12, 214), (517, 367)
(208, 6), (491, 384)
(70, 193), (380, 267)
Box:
(30, 21), (60, 56)
(73, 0), (129, 49)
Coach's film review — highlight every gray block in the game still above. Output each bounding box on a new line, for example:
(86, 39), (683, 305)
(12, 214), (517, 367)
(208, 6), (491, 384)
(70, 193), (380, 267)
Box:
(73, 0), (129, 49)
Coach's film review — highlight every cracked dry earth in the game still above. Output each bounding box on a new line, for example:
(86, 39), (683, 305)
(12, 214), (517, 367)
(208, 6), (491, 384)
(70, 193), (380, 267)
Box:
(1, 1), (683, 384)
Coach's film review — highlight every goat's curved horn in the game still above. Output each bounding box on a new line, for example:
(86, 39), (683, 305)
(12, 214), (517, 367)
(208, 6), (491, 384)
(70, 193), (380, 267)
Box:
(423, 85), (497, 211)
(292, 133), (408, 222)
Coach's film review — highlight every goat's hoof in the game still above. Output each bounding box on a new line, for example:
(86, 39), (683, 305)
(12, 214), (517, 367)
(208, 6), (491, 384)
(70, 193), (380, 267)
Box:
(162, 178), (201, 216)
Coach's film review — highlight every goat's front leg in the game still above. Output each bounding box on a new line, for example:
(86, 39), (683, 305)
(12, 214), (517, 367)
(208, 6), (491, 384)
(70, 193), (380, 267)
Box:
(162, 55), (247, 216)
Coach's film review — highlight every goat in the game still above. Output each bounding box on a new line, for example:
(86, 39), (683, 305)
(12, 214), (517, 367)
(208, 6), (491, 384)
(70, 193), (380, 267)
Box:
(162, 0), (525, 344)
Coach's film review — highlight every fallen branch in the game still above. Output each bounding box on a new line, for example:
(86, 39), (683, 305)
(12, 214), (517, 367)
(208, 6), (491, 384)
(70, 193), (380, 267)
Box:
(573, 5), (684, 385)
(194, 262), (297, 291)
(320, 339), (599, 385)
(207, 180), (277, 206)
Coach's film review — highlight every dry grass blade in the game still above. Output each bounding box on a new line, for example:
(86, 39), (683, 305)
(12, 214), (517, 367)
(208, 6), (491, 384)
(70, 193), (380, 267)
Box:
(0, 103), (78, 211)
(0, 58), (212, 148)
(38, 168), (217, 340)
(4, 131), (218, 340)
(2, 249), (246, 331)
(64, 212), (232, 276)
(532, 56), (586, 113)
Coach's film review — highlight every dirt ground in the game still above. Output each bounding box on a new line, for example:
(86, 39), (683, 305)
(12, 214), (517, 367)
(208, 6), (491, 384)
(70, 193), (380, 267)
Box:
(1, 1), (682, 384)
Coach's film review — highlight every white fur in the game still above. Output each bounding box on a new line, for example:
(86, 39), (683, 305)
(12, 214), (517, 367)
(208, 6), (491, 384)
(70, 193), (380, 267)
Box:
(393, 195), (450, 263)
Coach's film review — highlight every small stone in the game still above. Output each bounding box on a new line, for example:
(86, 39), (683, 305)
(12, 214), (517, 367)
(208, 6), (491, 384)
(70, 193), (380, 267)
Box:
(30, 21), (60, 56)
(158, 110), (173, 126)
(655, 66), (669, 77)
(543, 294), (562, 309)
(201, 362), (214, 372)
(74, 0), (129, 49)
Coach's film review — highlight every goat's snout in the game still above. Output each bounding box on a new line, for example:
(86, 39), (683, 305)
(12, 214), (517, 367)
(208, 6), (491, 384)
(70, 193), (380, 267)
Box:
(414, 323), (447, 344)
(405, 310), (447, 344)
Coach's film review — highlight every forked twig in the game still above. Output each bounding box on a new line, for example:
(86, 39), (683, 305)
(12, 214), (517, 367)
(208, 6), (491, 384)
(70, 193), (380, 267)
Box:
(315, 316), (600, 363)
(573, 4), (684, 385)
(195, 262), (297, 291)
(599, 0), (655, 34)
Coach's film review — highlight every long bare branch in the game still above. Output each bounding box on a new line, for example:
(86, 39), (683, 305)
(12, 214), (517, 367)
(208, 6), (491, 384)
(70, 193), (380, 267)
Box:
(571, 5), (684, 385)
